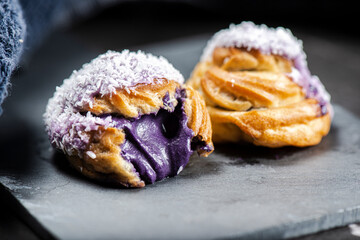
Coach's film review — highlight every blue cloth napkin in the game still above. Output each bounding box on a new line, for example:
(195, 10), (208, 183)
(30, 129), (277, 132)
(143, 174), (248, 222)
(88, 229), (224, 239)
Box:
(0, 0), (25, 114)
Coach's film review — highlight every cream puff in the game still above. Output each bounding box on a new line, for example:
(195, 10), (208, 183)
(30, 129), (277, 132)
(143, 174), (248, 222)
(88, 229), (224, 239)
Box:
(187, 22), (332, 147)
(44, 50), (213, 187)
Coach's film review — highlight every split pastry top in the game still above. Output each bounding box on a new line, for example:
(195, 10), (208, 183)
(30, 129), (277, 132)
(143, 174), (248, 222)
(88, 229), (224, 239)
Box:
(44, 50), (213, 187)
(188, 22), (332, 147)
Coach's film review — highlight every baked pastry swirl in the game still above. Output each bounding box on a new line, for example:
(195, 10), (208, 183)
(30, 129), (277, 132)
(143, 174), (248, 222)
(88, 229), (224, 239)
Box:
(44, 50), (213, 188)
(187, 22), (332, 147)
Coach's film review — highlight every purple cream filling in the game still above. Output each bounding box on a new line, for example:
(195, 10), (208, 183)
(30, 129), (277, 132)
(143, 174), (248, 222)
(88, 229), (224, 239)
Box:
(101, 89), (208, 184)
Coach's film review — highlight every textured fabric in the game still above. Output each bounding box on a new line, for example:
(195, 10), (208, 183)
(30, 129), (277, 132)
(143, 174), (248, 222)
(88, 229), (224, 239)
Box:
(0, 0), (26, 114)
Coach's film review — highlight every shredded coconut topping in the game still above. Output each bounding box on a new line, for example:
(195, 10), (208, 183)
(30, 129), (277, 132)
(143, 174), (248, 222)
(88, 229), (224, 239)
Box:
(44, 50), (184, 156)
(201, 21), (332, 115)
(201, 21), (303, 61)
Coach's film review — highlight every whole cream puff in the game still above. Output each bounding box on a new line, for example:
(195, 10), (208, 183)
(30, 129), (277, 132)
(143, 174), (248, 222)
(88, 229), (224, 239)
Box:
(44, 50), (213, 187)
(188, 22), (332, 147)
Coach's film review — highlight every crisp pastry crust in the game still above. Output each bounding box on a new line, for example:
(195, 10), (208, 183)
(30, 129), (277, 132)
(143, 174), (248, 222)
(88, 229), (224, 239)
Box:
(85, 79), (179, 118)
(201, 67), (305, 110)
(183, 85), (213, 157)
(187, 23), (332, 147)
(208, 99), (331, 147)
(68, 127), (145, 187)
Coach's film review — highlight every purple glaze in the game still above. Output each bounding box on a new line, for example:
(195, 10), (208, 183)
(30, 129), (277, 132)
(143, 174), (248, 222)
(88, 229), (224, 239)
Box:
(102, 90), (209, 184)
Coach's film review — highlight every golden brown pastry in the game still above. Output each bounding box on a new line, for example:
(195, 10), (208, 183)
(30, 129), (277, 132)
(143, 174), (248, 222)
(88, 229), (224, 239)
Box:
(44, 50), (213, 188)
(188, 22), (332, 147)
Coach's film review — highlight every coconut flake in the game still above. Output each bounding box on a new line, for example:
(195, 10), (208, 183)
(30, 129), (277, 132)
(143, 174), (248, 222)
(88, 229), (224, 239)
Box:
(177, 165), (184, 175)
(349, 224), (360, 237)
(86, 151), (97, 159)
(201, 21), (303, 61)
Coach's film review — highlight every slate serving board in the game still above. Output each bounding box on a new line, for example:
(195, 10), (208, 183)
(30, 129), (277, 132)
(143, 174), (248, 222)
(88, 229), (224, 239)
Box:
(0, 30), (360, 240)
